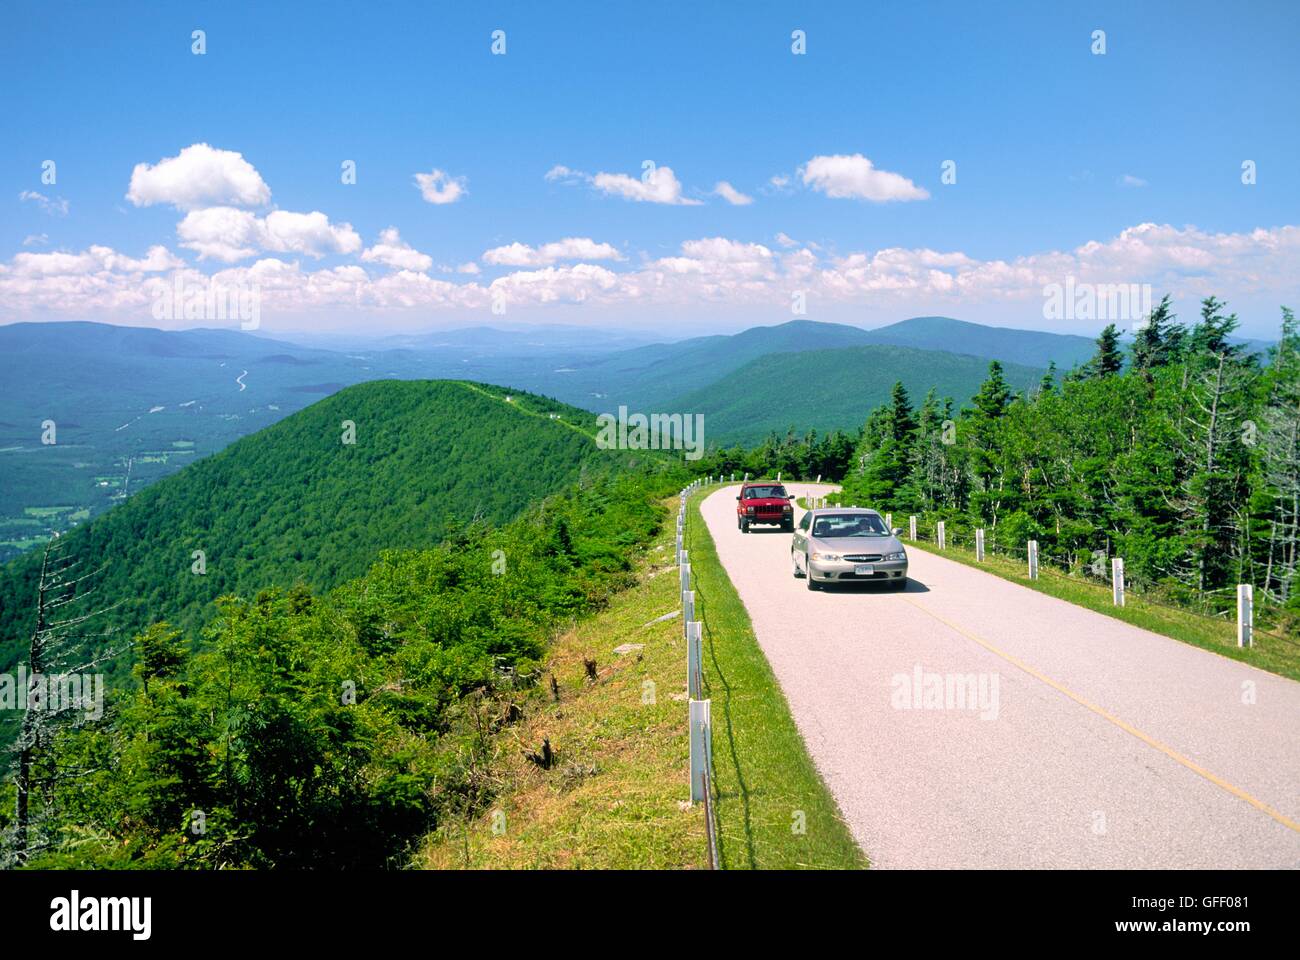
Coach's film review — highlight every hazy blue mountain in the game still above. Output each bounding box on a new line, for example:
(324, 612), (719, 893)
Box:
(522, 319), (879, 410)
(859, 316), (1098, 369)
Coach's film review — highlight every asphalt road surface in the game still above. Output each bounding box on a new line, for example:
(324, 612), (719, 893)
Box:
(702, 483), (1300, 869)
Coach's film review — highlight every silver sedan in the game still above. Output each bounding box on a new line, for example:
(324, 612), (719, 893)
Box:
(790, 507), (908, 591)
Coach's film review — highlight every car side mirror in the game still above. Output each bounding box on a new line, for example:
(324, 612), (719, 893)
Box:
(892, 528), (902, 537)
(735, 495), (741, 500)
(787, 495), (795, 500)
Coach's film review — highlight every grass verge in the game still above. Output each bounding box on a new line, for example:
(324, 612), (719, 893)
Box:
(909, 540), (1300, 682)
(686, 489), (867, 869)
(415, 498), (707, 869)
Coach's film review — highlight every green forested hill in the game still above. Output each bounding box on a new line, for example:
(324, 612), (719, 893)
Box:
(670, 344), (1044, 445)
(0, 379), (638, 678)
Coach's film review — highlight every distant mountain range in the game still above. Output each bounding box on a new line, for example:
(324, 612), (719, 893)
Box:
(512, 316), (1096, 412)
(1, 313), (1250, 557)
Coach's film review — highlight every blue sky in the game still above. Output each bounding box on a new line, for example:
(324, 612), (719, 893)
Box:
(2, 0), (1298, 337)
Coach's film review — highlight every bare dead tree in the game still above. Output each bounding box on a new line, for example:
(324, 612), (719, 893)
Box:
(1260, 387), (1300, 602)
(1172, 355), (1252, 595)
(4, 537), (120, 867)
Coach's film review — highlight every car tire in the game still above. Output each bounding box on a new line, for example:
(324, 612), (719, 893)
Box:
(805, 556), (820, 590)
(791, 550), (804, 578)
(781, 519), (793, 532)
(740, 518), (749, 533)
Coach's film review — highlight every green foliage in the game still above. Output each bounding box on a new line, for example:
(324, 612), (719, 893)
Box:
(838, 300), (1300, 625)
(692, 427), (857, 485)
(10, 464), (681, 868)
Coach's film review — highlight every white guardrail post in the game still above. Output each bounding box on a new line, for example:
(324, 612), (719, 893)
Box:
(1028, 540), (1039, 580)
(1237, 584), (1253, 648)
(936, 521), (946, 549)
(909, 516), (917, 541)
(976, 528), (985, 561)
(680, 485), (713, 837)
(689, 698), (712, 804)
(1112, 558), (1125, 606)
(687, 620), (703, 699)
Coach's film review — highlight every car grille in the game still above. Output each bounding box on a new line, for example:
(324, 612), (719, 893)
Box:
(843, 554), (883, 562)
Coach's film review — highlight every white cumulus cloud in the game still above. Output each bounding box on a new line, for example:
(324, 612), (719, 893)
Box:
(713, 181), (754, 206)
(177, 207), (361, 262)
(482, 237), (622, 267)
(361, 227), (433, 272)
(127, 143), (271, 210)
(414, 169), (467, 205)
(591, 165), (702, 205)
(799, 153), (929, 202)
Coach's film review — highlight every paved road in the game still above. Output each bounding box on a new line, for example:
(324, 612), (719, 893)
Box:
(703, 483), (1300, 868)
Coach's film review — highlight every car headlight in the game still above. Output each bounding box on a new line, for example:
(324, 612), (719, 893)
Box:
(811, 552), (841, 561)
(883, 551), (906, 561)
(746, 506), (755, 514)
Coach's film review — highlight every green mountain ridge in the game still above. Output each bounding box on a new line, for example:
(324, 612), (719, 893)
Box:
(0, 379), (643, 680)
(671, 344), (1044, 446)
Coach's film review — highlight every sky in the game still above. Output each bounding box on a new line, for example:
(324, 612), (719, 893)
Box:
(2, 0), (1298, 339)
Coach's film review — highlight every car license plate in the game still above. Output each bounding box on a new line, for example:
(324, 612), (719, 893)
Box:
(854, 564), (874, 576)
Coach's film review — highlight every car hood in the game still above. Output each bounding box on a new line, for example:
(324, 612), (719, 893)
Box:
(811, 536), (904, 554)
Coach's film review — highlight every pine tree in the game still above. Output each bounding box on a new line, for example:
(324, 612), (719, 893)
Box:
(888, 381), (917, 441)
(1039, 361), (1057, 395)
(966, 362), (1013, 524)
(1093, 323), (1124, 377)
(856, 382), (917, 505)
(1131, 294), (1178, 373)
(1190, 296), (1243, 360)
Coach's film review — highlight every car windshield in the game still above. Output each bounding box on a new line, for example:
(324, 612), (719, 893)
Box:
(812, 514), (889, 538)
(744, 485), (786, 499)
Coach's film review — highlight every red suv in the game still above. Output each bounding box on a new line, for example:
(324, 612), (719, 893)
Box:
(736, 482), (794, 532)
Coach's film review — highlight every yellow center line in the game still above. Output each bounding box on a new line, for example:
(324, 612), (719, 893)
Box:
(900, 595), (1300, 835)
